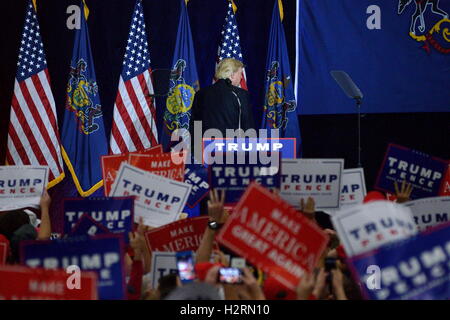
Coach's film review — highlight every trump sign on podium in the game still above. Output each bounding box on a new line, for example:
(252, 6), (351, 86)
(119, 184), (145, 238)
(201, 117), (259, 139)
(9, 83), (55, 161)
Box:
(110, 163), (191, 227)
(375, 144), (448, 199)
(217, 183), (328, 291)
(20, 234), (126, 300)
(209, 152), (281, 204)
(349, 222), (450, 300)
(0, 166), (48, 211)
(280, 159), (344, 210)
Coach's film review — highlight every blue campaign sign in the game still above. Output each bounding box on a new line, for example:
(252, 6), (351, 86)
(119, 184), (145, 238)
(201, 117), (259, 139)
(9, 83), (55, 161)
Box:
(69, 214), (112, 238)
(20, 234), (126, 300)
(349, 222), (450, 300)
(202, 138), (297, 163)
(375, 144), (448, 199)
(209, 153), (281, 204)
(63, 197), (134, 243)
(184, 164), (209, 208)
(297, 0), (450, 114)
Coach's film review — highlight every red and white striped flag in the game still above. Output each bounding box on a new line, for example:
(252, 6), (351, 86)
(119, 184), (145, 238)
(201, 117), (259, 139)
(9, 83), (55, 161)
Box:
(109, 0), (158, 154)
(216, 0), (247, 89)
(6, 0), (64, 188)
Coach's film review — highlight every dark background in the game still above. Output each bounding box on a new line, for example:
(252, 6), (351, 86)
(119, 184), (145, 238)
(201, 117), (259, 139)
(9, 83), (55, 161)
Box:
(0, 0), (449, 230)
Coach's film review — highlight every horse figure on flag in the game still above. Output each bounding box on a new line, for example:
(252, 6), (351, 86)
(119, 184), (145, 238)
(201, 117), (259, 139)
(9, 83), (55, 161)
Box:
(398, 0), (448, 34)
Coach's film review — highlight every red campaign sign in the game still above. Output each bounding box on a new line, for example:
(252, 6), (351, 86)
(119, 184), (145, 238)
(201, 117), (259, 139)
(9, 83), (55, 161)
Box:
(0, 265), (98, 300)
(145, 216), (209, 252)
(439, 165), (450, 196)
(217, 183), (329, 291)
(128, 152), (186, 182)
(135, 144), (163, 156)
(101, 145), (163, 196)
(0, 241), (8, 265)
(102, 154), (128, 196)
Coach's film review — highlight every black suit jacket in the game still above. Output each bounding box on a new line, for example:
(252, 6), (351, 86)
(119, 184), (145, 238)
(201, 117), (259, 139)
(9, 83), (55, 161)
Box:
(190, 79), (255, 136)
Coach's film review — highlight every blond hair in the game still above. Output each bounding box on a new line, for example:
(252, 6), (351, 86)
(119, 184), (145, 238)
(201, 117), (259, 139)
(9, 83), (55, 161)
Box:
(215, 58), (244, 80)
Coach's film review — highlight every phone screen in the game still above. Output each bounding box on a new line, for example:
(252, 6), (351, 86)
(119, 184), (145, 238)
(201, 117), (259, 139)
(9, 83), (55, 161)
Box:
(218, 268), (243, 284)
(176, 251), (196, 283)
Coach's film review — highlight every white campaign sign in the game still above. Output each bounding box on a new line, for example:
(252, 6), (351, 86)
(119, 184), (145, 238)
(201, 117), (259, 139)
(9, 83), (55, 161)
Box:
(111, 163), (192, 228)
(404, 196), (450, 232)
(149, 252), (178, 290)
(280, 159), (344, 209)
(327, 168), (367, 215)
(331, 201), (418, 257)
(0, 166), (49, 211)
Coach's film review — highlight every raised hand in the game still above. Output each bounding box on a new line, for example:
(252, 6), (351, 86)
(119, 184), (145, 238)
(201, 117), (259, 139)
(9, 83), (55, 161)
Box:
(208, 189), (227, 224)
(394, 180), (413, 203)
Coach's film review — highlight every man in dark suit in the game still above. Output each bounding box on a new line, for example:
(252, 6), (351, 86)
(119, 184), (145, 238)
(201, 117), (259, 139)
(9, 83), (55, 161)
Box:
(190, 58), (255, 137)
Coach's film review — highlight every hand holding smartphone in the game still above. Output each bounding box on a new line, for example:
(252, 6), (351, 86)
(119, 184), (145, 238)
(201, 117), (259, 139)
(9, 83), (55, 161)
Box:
(176, 251), (196, 284)
(217, 267), (243, 285)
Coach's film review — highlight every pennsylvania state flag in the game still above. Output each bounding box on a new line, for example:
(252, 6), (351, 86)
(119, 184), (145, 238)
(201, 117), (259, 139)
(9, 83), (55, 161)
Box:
(261, 0), (302, 157)
(61, 2), (108, 197)
(162, 0), (200, 151)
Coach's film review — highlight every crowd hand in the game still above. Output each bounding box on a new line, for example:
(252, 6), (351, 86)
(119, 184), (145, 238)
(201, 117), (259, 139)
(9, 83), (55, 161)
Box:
(296, 272), (316, 300)
(204, 265), (221, 287)
(331, 268), (347, 300)
(212, 249), (229, 266)
(300, 197), (315, 219)
(324, 229), (340, 249)
(236, 268), (265, 300)
(129, 231), (143, 259)
(39, 190), (51, 209)
(208, 189), (227, 224)
(312, 267), (328, 299)
(394, 180), (413, 203)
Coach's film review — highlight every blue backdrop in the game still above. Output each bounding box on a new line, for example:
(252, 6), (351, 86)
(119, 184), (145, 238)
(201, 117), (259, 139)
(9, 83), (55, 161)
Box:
(297, 0), (450, 114)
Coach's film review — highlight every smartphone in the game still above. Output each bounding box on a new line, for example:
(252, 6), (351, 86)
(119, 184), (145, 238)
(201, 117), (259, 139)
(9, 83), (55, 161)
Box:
(176, 251), (196, 284)
(217, 267), (243, 285)
(325, 257), (337, 272)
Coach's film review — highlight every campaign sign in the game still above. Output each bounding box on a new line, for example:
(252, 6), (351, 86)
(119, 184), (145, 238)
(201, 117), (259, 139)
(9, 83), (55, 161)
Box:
(331, 201), (418, 257)
(128, 152), (185, 182)
(280, 159), (344, 210)
(440, 166), (450, 196)
(110, 163), (192, 228)
(349, 222), (450, 300)
(404, 196), (450, 232)
(63, 197), (134, 243)
(209, 152), (281, 204)
(0, 166), (49, 211)
(145, 216), (209, 252)
(184, 164), (209, 208)
(20, 234), (126, 300)
(101, 145), (163, 196)
(202, 138), (296, 163)
(68, 214), (112, 238)
(217, 183), (328, 291)
(328, 168), (367, 215)
(149, 252), (178, 290)
(0, 265), (98, 300)
(0, 241), (7, 265)
(375, 144), (448, 199)
(101, 154), (128, 196)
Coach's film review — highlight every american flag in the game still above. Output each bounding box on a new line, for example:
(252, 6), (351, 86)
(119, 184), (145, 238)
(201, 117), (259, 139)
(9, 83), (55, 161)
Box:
(217, 0), (247, 89)
(110, 0), (158, 154)
(6, 0), (64, 187)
